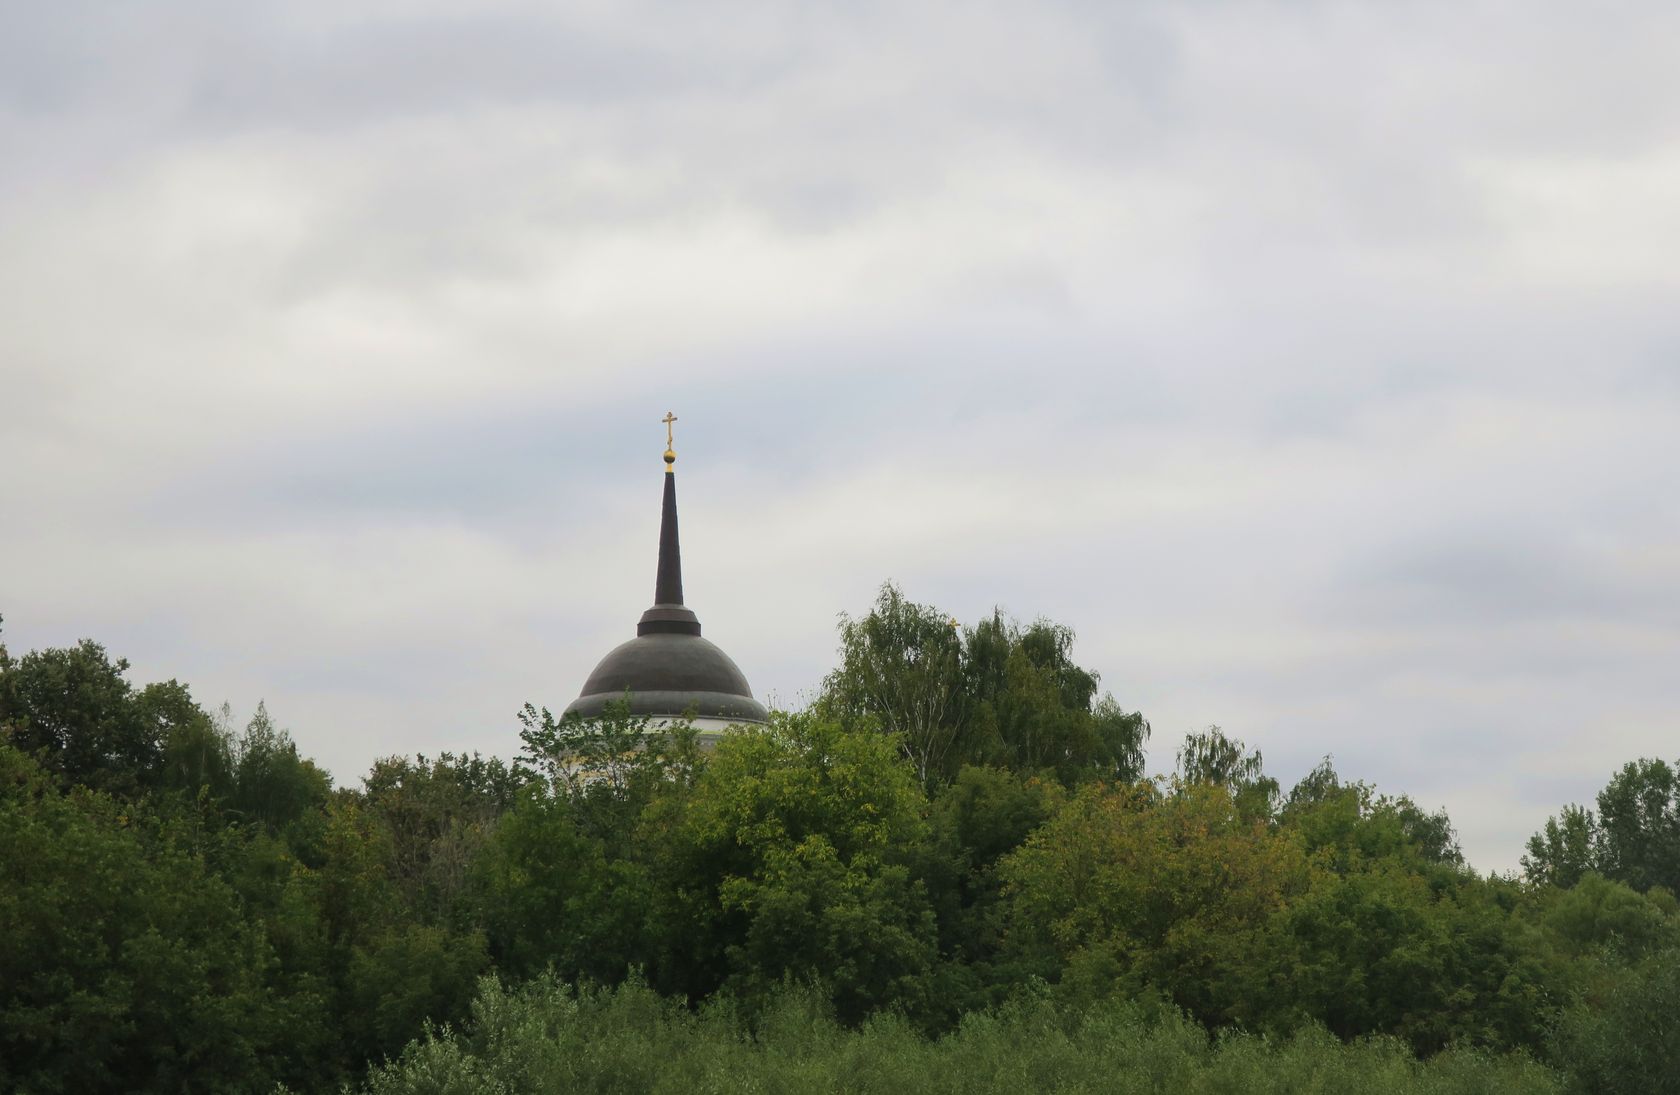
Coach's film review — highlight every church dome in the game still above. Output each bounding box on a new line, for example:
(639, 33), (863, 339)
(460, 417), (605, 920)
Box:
(567, 634), (767, 722)
(563, 418), (767, 727)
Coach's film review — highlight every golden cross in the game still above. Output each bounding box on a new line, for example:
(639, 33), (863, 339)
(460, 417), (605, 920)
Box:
(662, 411), (678, 448)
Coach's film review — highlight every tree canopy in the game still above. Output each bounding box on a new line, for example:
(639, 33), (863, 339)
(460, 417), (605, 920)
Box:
(1, 595), (1676, 1092)
(821, 583), (1149, 786)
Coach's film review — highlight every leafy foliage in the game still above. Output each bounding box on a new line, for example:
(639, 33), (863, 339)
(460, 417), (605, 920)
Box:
(1001, 778), (1311, 1025)
(353, 974), (1564, 1095)
(824, 584), (966, 784)
(2, 601), (1677, 1092)
(822, 583), (1148, 786)
(1177, 727), (1280, 820)
(0, 640), (173, 795)
(0, 745), (301, 1093)
(1524, 758), (1680, 894)
(1551, 946), (1680, 1095)
(654, 713), (939, 1021)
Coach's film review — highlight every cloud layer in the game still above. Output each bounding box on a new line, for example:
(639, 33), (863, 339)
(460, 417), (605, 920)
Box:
(3, 0), (1677, 869)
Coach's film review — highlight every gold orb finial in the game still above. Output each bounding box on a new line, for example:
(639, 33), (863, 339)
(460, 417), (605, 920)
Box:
(661, 411), (678, 471)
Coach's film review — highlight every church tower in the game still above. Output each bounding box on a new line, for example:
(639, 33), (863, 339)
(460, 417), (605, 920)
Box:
(563, 414), (768, 737)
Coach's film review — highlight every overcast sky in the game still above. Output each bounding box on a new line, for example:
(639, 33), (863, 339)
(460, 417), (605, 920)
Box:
(3, 1), (1677, 870)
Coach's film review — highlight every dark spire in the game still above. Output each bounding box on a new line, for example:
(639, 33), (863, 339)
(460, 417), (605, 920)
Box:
(565, 411), (767, 726)
(654, 469), (684, 606)
(638, 414), (701, 636)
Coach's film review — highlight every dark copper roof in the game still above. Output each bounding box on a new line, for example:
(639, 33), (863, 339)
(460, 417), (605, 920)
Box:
(563, 460), (766, 724)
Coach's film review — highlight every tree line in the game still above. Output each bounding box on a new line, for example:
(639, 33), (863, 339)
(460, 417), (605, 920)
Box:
(1, 589), (1676, 1093)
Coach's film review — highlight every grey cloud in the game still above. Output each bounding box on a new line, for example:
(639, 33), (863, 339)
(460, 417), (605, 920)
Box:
(1335, 531), (1675, 629)
(4, 0), (1680, 871)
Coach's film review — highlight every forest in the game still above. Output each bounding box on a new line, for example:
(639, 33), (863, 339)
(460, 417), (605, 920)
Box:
(1, 585), (1677, 1093)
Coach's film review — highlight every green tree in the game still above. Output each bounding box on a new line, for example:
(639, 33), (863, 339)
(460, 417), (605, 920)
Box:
(1253, 865), (1550, 1054)
(1256, 761), (1540, 1054)
(917, 766), (1058, 1021)
(823, 583), (965, 785)
(516, 700), (703, 842)
(0, 744), (299, 1093)
(476, 703), (706, 989)
(654, 714), (939, 1021)
(343, 924), (490, 1069)
(155, 697), (235, 804)
(229, 702), (331, 835)
(1524, 758), (1680, 894)
(1535, 873), (1678, 961)
(1177, 728), (1280, 821)
(962, 614), (1149, 783)
(822, 584), (1148, 786)
(0, 640), (173, 795)
(1593, 759), (1680, 894)
(1523, 805), (1598, 889)
(1000, 779), (1311, 1026)
(1552, 947), (1680, 1095)
(1281, 759), (1463, 871)
(353, 973), (1566, 1095)
(473, 788), (652, 984)
(361, 751), (520, 927)
(279, 795), (491, 1078)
